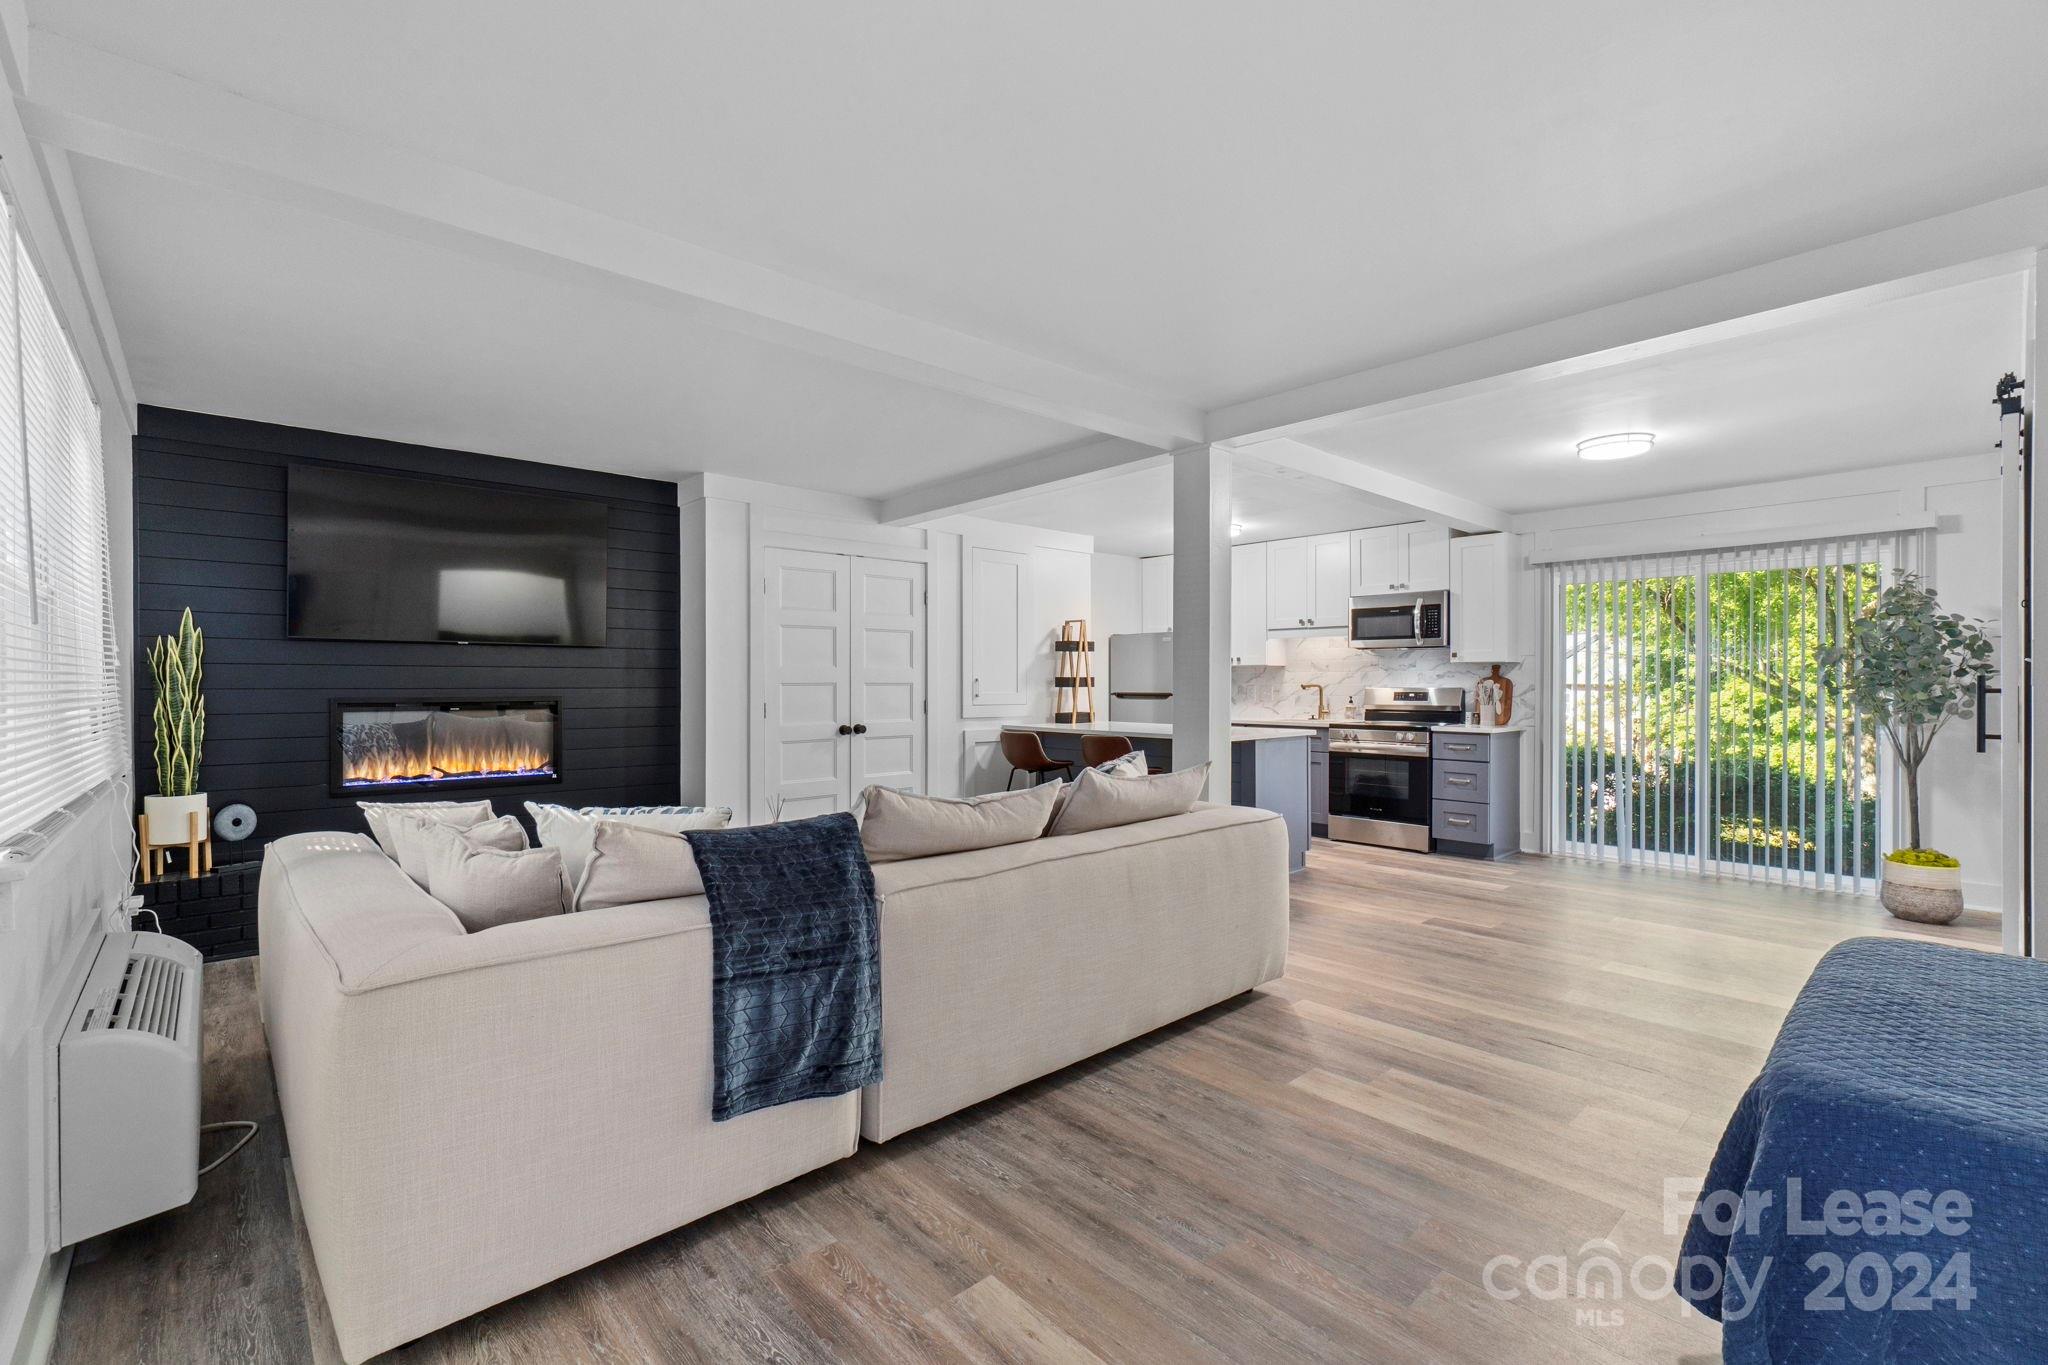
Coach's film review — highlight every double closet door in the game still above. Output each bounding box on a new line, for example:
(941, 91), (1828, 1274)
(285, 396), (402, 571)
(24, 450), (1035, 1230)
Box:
(763, 548), (927, 821)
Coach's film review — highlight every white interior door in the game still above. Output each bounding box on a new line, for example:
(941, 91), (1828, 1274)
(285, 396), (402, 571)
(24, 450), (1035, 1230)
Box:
(851, 556), (927, 799)
(763, 548), (854, 821)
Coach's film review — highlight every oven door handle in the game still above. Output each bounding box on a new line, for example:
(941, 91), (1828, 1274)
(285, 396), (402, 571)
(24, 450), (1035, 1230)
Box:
(1329, 744), (1427, 757)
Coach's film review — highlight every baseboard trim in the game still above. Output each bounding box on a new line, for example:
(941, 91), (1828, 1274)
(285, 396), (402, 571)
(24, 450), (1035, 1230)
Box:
(7, 1248), (71, 1365)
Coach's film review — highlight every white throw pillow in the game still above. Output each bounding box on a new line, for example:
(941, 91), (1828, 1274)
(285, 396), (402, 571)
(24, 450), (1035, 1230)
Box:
(858, 783), (1062, 863)
(391, 811), (527, 886)
(419, 822), (567, 932)
(1046, 763), (1210, 837)
(357, 798), (495, 857)
(526, 803), (733, 885)
(1047, 748), (1150, 825)
(574, 821), (708, 911)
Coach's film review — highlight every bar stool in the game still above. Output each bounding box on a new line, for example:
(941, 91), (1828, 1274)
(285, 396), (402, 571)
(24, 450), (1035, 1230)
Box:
(1001, 730), (1073, 789)
(1079, 734), (1135, 767)
(1080, 734), (1163, 774)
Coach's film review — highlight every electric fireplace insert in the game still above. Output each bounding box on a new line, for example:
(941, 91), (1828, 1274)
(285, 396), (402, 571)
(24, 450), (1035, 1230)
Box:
(330, 699), (561, 795)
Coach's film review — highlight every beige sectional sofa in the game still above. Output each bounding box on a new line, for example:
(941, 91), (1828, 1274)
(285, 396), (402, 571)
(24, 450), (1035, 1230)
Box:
(259, 803), (1288, 1361)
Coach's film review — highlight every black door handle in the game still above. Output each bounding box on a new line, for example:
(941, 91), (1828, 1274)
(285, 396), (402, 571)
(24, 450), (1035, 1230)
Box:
(838, 724), (854, 736)
(852, 724), (868, 734)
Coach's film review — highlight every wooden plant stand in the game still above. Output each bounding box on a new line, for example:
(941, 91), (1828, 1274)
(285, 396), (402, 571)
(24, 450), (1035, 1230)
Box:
(1053, 619), (1096, 723)
(138, 809), (213, 884)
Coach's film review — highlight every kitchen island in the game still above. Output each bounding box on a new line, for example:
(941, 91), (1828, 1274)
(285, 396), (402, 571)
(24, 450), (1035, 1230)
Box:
(1000, 721), (1314, 872)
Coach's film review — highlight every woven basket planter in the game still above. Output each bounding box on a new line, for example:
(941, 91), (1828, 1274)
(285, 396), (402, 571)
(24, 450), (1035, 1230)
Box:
(1879, 858), (1965, 925)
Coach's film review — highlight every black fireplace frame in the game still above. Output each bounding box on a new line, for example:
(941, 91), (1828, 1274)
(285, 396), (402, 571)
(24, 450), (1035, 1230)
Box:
(328, 698), (564, 796)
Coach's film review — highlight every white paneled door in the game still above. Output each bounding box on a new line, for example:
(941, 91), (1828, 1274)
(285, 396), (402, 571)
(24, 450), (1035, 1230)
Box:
(850, 556), (927, 797)
(763, 547), (927, 820)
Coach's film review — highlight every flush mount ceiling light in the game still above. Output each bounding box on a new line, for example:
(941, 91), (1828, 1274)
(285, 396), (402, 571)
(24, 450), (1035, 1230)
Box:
(1576, 432), (1657, 462)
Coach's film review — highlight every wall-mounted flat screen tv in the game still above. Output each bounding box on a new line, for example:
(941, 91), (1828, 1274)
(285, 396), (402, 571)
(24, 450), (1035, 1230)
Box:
(287, 466), (609, 646)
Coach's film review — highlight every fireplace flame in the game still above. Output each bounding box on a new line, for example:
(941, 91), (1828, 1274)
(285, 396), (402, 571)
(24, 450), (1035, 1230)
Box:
(342, 734), (555, 786)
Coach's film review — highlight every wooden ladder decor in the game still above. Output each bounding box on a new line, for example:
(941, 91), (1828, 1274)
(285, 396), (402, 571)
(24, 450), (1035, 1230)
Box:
(1053, 619), (1096, 723)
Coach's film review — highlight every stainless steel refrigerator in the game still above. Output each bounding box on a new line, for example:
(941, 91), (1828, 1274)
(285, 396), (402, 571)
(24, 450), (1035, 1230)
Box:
(1107, 631), (1173, 724)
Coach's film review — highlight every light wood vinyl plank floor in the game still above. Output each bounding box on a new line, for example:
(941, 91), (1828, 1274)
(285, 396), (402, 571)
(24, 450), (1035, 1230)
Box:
(53, 843), (1999, 1363)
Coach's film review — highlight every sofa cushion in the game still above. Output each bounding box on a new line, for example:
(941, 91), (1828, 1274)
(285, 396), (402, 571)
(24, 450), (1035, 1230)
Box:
(573, 820), (707, 911)
(527, 802), (733, 884)
(357, 798), (495, 857)
(419, 823), (568, 932)
(392, 811), (527, 886)
(858, 783), (1061, 863)
(1046, 762), (1209, 837)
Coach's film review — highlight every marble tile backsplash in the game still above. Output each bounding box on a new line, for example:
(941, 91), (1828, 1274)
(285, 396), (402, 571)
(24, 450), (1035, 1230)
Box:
(1231, 635), (1534, 723)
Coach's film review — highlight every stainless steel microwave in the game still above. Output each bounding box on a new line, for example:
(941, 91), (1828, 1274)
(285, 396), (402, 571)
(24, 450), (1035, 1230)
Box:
(1349, 590), (1449, 649)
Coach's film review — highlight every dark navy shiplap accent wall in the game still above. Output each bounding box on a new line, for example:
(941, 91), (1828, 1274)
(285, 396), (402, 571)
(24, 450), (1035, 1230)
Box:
(133, 406), (681, 852)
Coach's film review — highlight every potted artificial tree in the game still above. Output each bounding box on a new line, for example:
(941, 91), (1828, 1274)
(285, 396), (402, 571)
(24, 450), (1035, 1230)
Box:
(1822, 573), (1994, 924)
(143, 607), (209, 861)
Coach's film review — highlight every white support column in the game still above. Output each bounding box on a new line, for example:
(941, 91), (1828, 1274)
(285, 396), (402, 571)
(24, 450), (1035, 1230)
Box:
(1171, 445), (1232, 798)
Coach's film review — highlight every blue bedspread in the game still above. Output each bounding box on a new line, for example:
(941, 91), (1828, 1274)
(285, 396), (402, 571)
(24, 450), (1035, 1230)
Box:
(1679, 937), (2048, 1362)
(686, 813), (882, 1121)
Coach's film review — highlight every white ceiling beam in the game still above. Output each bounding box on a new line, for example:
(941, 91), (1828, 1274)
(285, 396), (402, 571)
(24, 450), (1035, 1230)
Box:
(880, 436), (1164, 525)
(1210, 194), (2048, 444)
(17, 30), (1204, 451)
(1245, 438), (1509, 533)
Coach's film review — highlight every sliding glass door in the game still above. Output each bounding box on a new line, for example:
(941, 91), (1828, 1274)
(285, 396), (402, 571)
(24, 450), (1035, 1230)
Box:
(1551, 537), (1901, 891)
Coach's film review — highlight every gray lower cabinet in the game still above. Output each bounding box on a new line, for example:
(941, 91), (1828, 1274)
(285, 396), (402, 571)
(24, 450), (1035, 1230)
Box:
(1430, 730), (1521, 860)
(1308, 730), (1329, 836)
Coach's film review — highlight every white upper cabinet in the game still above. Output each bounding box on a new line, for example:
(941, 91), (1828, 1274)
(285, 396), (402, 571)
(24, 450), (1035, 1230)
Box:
(1310, 535), (1350, 627)
(1230, 541), (1269, 665)
(1265, 537), (1313, 629)
(1267, 534), (1348, 630)
(964, 543), (1032, 712)
(1448, 531), (1518, 663)
(1350, 522), (1449, 595)
(1140, 555), (1173, 632)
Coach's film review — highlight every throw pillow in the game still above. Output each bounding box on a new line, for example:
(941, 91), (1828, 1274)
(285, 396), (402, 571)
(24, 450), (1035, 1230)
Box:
(574, 820), (707, 911)
(419, 822), (568, 932)
(391, 810), (527, 887)
(858, 782), (1061, 863)
(357, 798), (495, 857)
(526, 802), (733, 884)
(1046, 763), (1210, 837)
(1046, 747), (1150, 827)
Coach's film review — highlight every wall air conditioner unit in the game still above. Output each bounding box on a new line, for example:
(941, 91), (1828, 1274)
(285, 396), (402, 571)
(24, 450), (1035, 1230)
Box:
(55, 931), (202, 1245)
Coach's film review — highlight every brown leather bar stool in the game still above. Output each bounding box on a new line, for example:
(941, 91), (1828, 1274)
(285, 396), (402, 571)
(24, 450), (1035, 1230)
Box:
(1079, 734), (1134, 767)
(1079, 734), (1162, 774)
(1001, 730), (1073, 789)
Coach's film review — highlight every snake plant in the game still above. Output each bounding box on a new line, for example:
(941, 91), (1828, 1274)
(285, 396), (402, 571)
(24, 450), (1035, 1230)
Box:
(148, 607), (206, 797)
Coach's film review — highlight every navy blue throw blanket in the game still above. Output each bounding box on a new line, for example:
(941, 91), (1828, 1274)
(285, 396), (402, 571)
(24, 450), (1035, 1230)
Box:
(684, 813), (882, 1121)
(1679, 937), (2048, 1363)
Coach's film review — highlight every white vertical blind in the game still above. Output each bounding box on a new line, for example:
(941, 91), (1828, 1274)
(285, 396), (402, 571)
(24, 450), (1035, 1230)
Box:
(0, 190), (120, 842)
(1546, 533), (1916, 893)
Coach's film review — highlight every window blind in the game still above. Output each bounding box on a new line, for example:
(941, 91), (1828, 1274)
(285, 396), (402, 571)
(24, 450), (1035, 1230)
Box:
(1544, 533), (1918, 893)
(0, 191), (121, 842)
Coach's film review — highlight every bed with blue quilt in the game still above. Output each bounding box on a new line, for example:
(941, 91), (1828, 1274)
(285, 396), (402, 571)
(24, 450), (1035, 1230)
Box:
(1679, 936), (2048, 1362)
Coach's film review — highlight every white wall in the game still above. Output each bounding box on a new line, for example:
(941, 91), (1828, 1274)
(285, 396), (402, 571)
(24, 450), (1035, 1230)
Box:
(1516, 453), (2007, 904)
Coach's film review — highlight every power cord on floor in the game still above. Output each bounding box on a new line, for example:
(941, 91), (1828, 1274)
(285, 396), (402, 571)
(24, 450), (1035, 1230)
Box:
(197, 1120), (259, 1177)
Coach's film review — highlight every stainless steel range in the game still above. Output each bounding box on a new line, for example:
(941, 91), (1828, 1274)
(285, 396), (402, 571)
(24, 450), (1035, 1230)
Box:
(1326, 686), (1466, 852)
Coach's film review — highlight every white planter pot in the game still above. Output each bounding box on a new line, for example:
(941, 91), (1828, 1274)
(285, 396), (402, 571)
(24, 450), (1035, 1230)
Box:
(1879, 858), (1964, 925)
(143, 793), (209, 846)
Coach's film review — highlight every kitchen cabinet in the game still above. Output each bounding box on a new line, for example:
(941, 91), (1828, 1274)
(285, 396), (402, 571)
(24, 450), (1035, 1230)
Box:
(1447, 531), (1518, 663)
(1430, 730), (1521, 859)
(1229, 541), (1271, 665)
(1350, 522), (1450, 595)
(1308, 729), (1329, 835)
(1266, 533), (1349, 630)
(1140, 554), (1172, 632)
(964, 542), (1032, 712)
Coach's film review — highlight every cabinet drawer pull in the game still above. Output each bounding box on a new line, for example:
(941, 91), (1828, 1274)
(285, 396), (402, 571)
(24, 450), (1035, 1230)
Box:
(1447, 774), (1474, 787)
(1446, 813), (1475, 828)
(1447, 741), (1476, 752)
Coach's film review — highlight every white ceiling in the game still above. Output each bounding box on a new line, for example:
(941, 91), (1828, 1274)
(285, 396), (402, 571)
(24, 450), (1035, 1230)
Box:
(981, 454), (1421, 558)
(27, 1), (2048, 496)
(71, 160), (1089, 493)
(1300, 270), (2026, 513)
